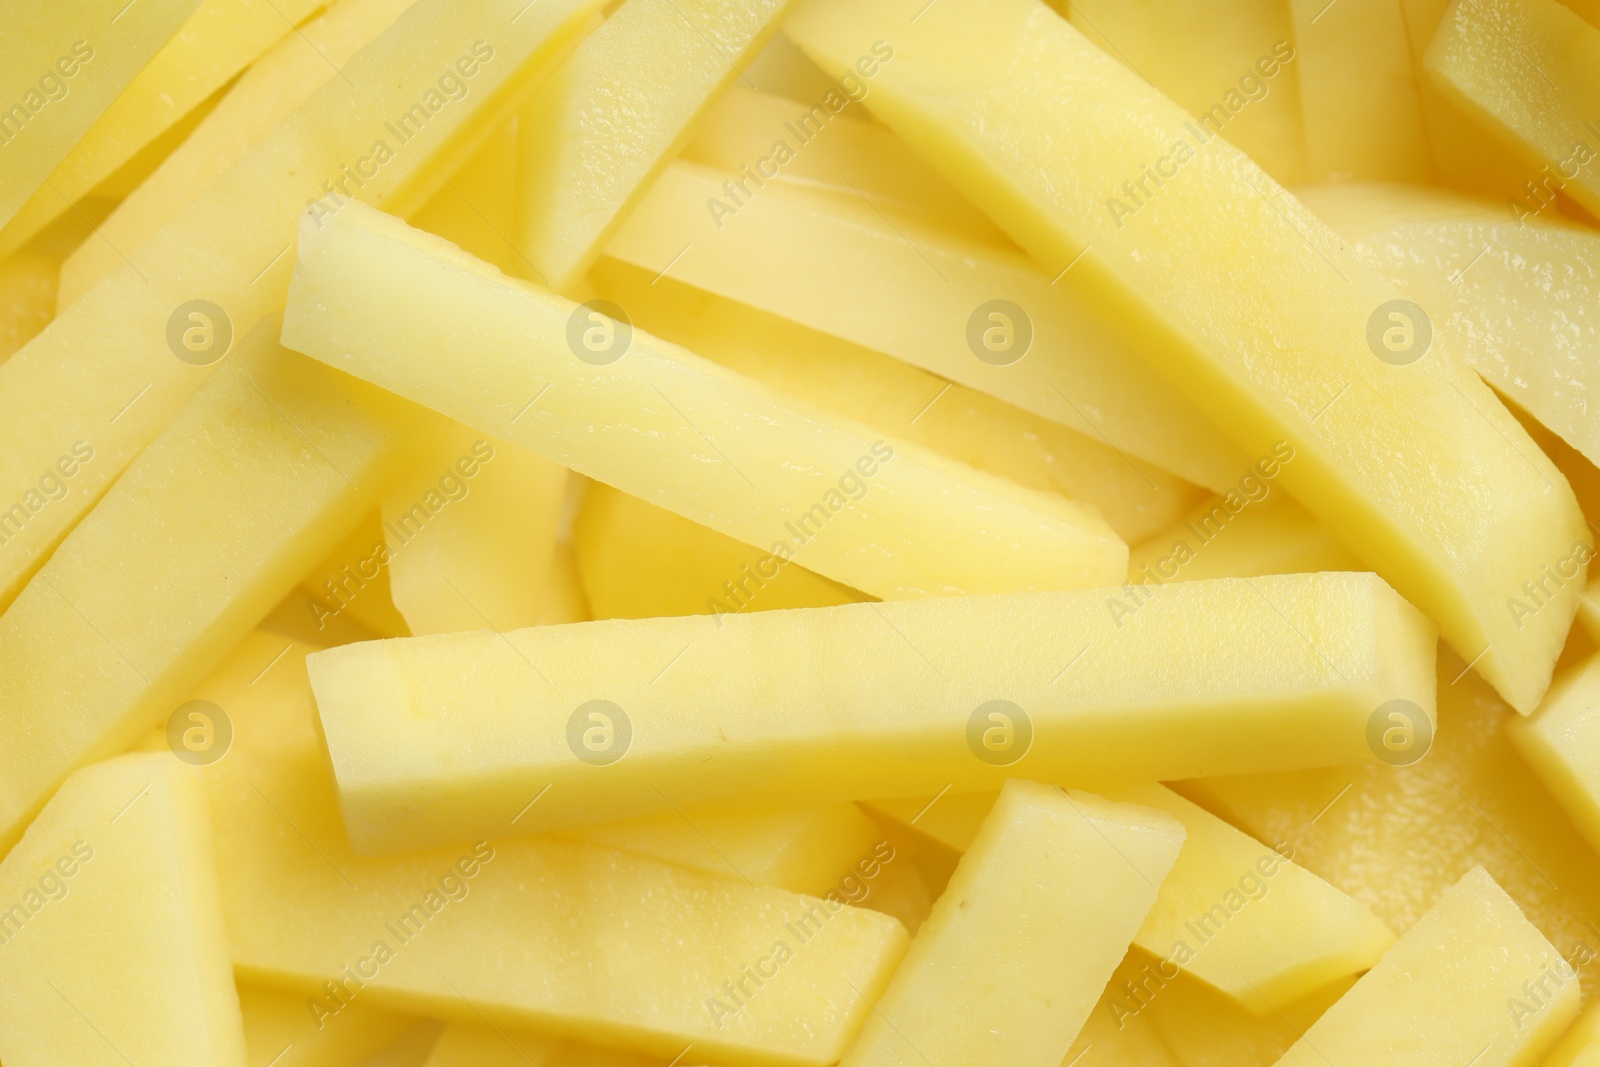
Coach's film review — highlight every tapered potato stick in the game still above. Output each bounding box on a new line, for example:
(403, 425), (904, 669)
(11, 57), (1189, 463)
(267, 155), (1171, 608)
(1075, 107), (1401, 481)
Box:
(306, 570), (1435, 854)
(785, 0), (1587, 713)
(282, 201), (1130, 600)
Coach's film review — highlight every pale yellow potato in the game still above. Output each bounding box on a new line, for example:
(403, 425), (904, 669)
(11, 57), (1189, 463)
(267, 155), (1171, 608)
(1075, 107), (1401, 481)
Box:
(785, 0), (1587, 714)
(283, 202), (1129, 600)
(1140, 964), (1355, 1067)
(197, 634), (907, 1067)
(0, 248), (58, 363)
(1426, 0), (1600, 220)
(0, 0), (322, 260)
(0, 322), (441, 852)
(0, 0), (200, 230)
(1544, 1001), (1600, 1067)
(573, 481), (863, 621)
(381, 425), (567, 636)
(238, 983), (419, 1067)
(839, 782), (1184, 1067)
(592, 259), (1203, 544)
(300, 509), (412, 639)
(0, 0), (599, 612)
(1064, 0), (1309, 185)
(1508, 652), (1600, 854)
(1288, 0), (1431, 182)
(423, 1024), (557, 1066)
(406, 114), (523, 274)
(307, 571), (1435, 853)
(57, 0), (422, 310)
(864, 783), (1394, 1011)
(606, 160), (1246, 494)
(1128, 493), (1362, 585)
(515, 0), (794, 290)
(1272, 866), (1576, 1066)
(0, 754), (244, 1067)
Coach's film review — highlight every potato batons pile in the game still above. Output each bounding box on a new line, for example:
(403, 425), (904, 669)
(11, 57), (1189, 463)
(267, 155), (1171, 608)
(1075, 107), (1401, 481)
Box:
(4, 0), (1600, 1064)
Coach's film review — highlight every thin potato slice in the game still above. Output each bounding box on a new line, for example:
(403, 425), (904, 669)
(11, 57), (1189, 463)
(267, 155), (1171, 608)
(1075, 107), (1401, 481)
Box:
(0, 754), (244, 1067)
(785, 0), (1588, 713)
(283, 202), (1129, 599)
(0, 322), (440, 851)
(0, 0), (599, 611)
(306, 571), (1435, 853)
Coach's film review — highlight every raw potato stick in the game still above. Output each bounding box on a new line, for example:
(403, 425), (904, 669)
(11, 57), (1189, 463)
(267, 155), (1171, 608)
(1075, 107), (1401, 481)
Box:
(0, 321), (441, 852)
(836, 781), (1184, 1067)
(0, 0), (201, 230)
(0, 754), (245, 1067)
(0, 0), (323, 260)
(282, 201), (1129, 600)
(306, 570), (1436, 853)
(0, 0), (599, 611)
(515, 0), (796, 290)
(237, 983), (419, 1067)
(784, 0), (1589, 714)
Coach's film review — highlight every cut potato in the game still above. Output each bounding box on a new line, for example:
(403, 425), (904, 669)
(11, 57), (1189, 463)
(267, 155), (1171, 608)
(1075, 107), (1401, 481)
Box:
(592, 259), (1203, 544)
(406, 115), (523, 275)
(1272, 866), (1576, 1066)
(422, 1024), (557, 1066)
(283, 201), (1130, 599)
(1544, 1002), (1600, 1067)
(199, 634), (907, 1067)
(1509, 651), (1600, 854)
(238, 982), (418, 1067)
(865, 783), (1394, 1011)
(574, 481), (863, 621)
(307, 571), (1435, 853)
(300, 510), (411, 640)
(1288, 0), (1431, 182)
(1142, 965), (1355, 1067)
(1064, 0), (1309, 186)
(785, 0), (1588, 714)
(381, 425), (566, 636)
(0, 753), (244, 1067)
(1128, 493), (1361, 584)
(56, 0), (422, 310)
(1304, 182), (1600, 474)
(0, 321), (439, 852)
(0, 0), (200, 231)
(1426, 0), (1600, 220)
(606, 160), (1246, 494)
(515, 0), (794, 290)
(0, 0), (322, 260)
(0, 248), (58, 363)
(0, 0), (598, 613)
(838, 782), (1183, 1067)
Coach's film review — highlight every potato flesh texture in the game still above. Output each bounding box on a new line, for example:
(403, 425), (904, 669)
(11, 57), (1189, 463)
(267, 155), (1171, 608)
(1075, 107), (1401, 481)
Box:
(307, 572), (1436, 853)
(382, 426), (566, 636)
(1288, 0), (1431, 182)
(592, 258), (1202, 545)
(0, 0), (321, 259)
(681, 84), (1008, 242)
(0, 0), (598, 613)
(1273, 866), (1575, 1066)
(607, 160), (1244, 495)
(865, 783), (1394, 1011)
(1064, 0), (1309, 186)
(560, 802), (882, 898)
(0, 0), (200, 229)
(784, 0), (1586, 715)
(55, 0), (421, 310)
(301, 509), (411, 639)
(0, 327), (438, 852)
(202, 639), (907, 1067)
(573, 481), (862, 621)
(1304, 183), (1600, 474)
(514, 0), (794, 291)
(283, 203), (1129, 600)
(1129, 492), (1362, 584)
(1180, 652), (1600, 978)
(238, 982), (418, 1067)
(840, 783), (1184, 1067)
(1508, 652), (1600, 855)
(0, 754), (244, 1067)
(1426, 0), (1600, 220)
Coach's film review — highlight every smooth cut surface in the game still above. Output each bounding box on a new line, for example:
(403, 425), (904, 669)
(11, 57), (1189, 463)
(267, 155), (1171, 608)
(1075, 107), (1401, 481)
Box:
(307, 571), (1436, 853)
(283, 202), (1130, 600)
(1508, 651), (1600, 855)
(785, 0), (1588, 714)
